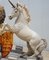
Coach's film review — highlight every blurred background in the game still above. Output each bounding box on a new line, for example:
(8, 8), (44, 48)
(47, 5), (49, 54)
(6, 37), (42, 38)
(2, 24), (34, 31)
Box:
(0, 0), (49, 51)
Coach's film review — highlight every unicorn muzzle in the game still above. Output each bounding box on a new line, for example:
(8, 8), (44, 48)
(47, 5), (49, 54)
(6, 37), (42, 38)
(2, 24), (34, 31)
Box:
(9, 16), (13, 20)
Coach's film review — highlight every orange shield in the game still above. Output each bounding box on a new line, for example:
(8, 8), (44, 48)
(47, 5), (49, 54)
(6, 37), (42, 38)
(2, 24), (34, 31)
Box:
(0, 32), (13, 58)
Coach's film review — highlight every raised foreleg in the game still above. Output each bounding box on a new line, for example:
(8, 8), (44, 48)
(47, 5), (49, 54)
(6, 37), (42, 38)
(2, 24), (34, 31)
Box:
(1, 24), (17, 34)
(0, 24), (8, 35)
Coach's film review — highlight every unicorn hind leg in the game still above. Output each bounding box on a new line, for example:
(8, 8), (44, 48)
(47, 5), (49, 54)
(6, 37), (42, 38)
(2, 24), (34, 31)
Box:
(37, 39), (47, 53)
(36, 39), (47, 60)
(26, 41), (34, 56)
(20, 40), (39, 57)
(20, 41), (34, 58)
(36, 53), (43, 60)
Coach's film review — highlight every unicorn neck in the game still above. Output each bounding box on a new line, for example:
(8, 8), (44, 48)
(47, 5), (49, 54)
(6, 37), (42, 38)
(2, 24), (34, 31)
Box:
(15, 6), (30, 24)
(15, 12), (28, 24)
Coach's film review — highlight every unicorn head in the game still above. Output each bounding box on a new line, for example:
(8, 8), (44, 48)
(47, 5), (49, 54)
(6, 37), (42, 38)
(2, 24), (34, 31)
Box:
(8, 0), (30, 24)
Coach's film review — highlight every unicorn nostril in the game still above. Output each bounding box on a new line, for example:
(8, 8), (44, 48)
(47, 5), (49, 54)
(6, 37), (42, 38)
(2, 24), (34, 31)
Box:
(9, 16), (12, 20)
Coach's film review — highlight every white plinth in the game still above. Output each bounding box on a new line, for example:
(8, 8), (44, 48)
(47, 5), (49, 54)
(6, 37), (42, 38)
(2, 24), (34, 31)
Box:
(8, 57), (17, 60)
(27, 59), (36, 60)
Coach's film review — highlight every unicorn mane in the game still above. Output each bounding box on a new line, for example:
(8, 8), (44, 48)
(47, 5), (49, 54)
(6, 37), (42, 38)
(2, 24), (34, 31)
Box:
(18, 3), (31, 23)
(22, 5), (31, 23)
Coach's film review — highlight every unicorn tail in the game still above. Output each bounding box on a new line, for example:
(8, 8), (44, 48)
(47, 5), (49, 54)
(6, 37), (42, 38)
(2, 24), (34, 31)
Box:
(41, 38), (47, 48)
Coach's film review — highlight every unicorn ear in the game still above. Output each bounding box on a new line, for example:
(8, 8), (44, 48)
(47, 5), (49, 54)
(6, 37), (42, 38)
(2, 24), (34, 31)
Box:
(16, 2), (20, 7)
(17, 2), (25, 8)
(17, 2), (20, 5)
(17, 3), (19, 7)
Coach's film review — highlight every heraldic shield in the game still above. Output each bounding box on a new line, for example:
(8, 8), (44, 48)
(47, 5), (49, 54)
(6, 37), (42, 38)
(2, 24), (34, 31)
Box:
(0, 32), (13, 58)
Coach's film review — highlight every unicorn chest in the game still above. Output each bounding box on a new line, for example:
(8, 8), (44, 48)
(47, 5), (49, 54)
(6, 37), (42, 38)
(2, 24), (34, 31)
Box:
(15, 23), (26, 34)
(16, 25), (32, 41)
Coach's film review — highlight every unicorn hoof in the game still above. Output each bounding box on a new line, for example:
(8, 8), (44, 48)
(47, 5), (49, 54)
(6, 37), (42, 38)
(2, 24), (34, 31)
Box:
(20, 56), (24, 58)
(36, 55), (43, 60)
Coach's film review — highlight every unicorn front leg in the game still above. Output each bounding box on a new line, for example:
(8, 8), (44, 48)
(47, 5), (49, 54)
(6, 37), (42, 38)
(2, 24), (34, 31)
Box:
(3, 24), (17, 33)
(0, 24), (14, 35)
(0, 24), (9, 35)
(0, 25), (7, 35)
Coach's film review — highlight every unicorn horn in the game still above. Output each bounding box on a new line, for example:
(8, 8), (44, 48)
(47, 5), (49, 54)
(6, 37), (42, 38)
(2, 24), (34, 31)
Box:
(8, 0), (15, 8)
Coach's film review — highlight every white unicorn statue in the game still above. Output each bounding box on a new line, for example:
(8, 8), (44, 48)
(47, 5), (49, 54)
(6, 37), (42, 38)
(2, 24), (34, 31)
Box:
(1, 0), (47, 60)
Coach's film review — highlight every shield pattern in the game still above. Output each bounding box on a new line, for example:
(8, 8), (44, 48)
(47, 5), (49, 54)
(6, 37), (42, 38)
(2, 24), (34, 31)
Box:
(0, 32), (13, 58)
